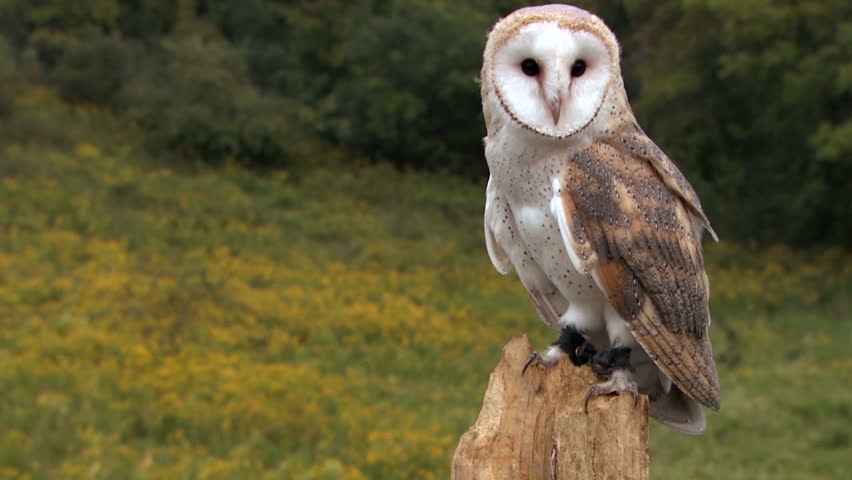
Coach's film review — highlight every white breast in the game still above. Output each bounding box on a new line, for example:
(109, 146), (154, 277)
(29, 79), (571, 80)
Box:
(484, 130), (606, 324)
(509, 172), (602, 306)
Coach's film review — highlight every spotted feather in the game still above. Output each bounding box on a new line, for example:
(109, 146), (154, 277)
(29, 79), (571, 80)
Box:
(556, 126), (721, 410)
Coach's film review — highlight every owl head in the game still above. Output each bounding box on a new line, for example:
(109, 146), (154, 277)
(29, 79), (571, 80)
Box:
(482, 5), (626, 139)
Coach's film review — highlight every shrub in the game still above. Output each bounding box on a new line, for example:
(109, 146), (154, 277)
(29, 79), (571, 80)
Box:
(0, 37), (17, 118)
(122, 34), (305, 167)
(50, 35), (128, 107)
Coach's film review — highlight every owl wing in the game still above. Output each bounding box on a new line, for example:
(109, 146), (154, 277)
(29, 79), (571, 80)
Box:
(550, 126), (720, 410)
(484, 176), (513, 275)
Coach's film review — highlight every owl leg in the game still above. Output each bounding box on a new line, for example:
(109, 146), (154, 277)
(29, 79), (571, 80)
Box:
(555, 324), (597, 366)
(522, 325), (596, 374)
(584, 346), (639, 412)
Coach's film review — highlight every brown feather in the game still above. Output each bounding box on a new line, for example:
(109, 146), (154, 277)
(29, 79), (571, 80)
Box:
(558, 128), (721, 410)
(618, 125), (718, 241)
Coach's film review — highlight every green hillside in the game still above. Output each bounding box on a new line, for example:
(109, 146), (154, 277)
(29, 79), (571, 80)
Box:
(0, 89), (849, 479)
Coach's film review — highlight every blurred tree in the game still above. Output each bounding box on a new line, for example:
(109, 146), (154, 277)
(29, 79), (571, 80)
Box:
(0, 0), (848, 245)
(0, 0), (30, 48)
(51, 35), (128, 106)
(0, 36), (18, 118)
(122, 32), (306, 167)
(25, 0), (119, 67)
(239, 0), (640, 173)
(117, 0), (178, 39)
(5, 0), (124, 106)
(626, 0), (852, 245)
(325, 1), (493, 172)
(27, 0), (119, 33)
(205, 0), (491, 171)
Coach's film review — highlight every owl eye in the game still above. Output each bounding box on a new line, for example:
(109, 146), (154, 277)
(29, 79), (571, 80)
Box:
(571, 59), (587, 77)
(520, 58), (540, 76)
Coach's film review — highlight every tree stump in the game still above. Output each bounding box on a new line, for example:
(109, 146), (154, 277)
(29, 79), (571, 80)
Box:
(451, 335), (649, 480)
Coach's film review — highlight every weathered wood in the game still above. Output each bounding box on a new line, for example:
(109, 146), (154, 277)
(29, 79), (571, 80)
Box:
(452, 335), (649, 480)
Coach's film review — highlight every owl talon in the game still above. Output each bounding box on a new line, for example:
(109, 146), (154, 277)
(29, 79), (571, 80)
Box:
(522, 348), (562, 375)
(589, 346), (632, 376)
(522, 352), (541, 375)
(583, 369), (640, 413)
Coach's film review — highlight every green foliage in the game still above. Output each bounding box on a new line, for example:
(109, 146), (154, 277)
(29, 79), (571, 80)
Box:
(0, 37), (18, 118)
(319, 1), (493, 172)
(209, 0), (495, 171)
(116, 0), (178, 39)
(625, 0), (852, 245)
(51, 35), (128, 106)
(23, 0), (119, 71)
(122, 33), (304, 166)
(0, 0), (29, 48)
(27, 0), (119, 34)
(0, 0), (850, 245)
(203, 0), (852, 245)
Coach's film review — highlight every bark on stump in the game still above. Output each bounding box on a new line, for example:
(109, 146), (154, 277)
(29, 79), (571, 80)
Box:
(452, 335), (649, 480)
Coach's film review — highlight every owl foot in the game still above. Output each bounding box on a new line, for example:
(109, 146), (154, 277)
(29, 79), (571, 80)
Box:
(584, 347), (637, 412)
(523, 326), (598, 375)
(522, 346), (563, 375)
(589, 346), (632, 376)
(553, 325), (597, 367)
(583, 369), (639, 413)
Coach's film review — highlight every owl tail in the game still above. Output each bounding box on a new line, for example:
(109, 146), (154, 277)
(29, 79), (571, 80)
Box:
(650, 383), (707, 435)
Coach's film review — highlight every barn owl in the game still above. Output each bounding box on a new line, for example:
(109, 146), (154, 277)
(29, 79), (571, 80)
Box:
(481, 4), (720, 435)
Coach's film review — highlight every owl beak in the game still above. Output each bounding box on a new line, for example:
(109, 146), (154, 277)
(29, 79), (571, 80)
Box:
(548, 97), (562, 126)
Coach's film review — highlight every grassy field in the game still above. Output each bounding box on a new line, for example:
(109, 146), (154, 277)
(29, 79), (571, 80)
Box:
(0, 89), (850, 479)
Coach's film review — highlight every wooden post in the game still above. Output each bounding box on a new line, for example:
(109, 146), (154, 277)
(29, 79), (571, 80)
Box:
(452, 335), (649, 480)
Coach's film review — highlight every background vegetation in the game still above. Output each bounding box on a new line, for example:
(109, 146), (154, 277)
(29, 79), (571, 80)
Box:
(0, 1), (850, 479)
(1, 0), (850, 245)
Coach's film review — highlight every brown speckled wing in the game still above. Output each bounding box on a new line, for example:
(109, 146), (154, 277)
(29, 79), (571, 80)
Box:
(558, 127), (721, 410)
(617, 127), (717, 241)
